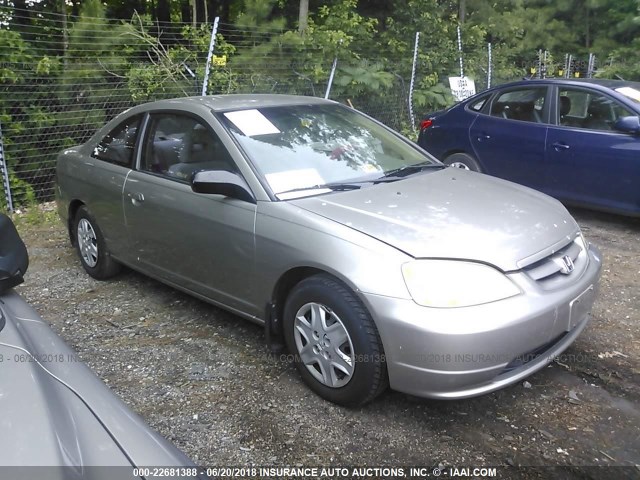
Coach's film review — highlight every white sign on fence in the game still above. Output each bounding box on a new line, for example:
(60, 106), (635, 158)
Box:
(448, 76), (476, 102)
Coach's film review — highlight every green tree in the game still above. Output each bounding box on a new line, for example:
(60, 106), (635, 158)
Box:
(0, 28), (49, 206)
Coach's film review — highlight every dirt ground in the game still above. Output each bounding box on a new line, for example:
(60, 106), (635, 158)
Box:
(13, 204), (640, 479)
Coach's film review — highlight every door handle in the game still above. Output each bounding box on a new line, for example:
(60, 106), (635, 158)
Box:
(129, 192), (145, 206)
(476, 133), (491, 142)
(552, 142), (570, 151)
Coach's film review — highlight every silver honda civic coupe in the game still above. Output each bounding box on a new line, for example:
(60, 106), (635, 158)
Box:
(56, 94), (602, 406)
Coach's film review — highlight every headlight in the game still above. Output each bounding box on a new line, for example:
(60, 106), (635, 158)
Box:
(401, 260), (521, 308)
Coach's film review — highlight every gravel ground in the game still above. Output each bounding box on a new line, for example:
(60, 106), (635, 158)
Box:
(12, 203), (640, 479)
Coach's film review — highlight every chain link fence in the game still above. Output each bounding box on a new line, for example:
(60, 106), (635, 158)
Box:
(0, 6), (607, 212)
(1, 7), (421, 211)
(1, 8), (208, 209)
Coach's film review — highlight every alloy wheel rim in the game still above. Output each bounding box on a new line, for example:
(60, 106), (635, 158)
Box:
(77, 218), (98, 268)
(293, 302), (355, 388)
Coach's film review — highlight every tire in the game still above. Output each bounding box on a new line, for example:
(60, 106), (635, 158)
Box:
(444, 152), (482, 172)
(73, 206), (121, 280)
(283, 274), (388, 406)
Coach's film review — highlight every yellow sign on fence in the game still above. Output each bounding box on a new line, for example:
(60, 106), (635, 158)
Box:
(213, 55), (227, 67)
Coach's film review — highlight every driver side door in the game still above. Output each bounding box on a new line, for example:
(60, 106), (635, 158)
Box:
(122, 111), (259, 314)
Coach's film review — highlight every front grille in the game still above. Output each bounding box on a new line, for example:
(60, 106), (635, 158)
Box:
(522, 236), (588, 290)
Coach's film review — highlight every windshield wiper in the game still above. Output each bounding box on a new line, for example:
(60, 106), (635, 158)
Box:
(277, 182), (362, 196)
(379, 161), (444, 180)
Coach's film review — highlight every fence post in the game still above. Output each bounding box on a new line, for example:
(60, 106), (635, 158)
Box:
(408, 32), (421, 131)
(324, 55), (338, 99)
(457, 25), (464, 78)
(566, 54), (573, 78)
(201, 16), (220, 96)
(587, 53), (595, 78)
(487, 42), (492, 88)
(536, 49), (542, 79)
(0, 120), (14, 213)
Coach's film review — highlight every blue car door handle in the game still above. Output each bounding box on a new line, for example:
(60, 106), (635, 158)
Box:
(552, 142), (570, 151)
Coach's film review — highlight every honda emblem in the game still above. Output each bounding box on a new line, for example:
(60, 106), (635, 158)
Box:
(559, 255), (574, 275)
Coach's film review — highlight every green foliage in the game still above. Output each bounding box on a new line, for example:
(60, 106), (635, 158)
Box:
(314, 0), (378, 49)
(61, 0), (133, 129)
(3, 0), (640, 213)
(598, 40), (640, 80)
(0, 29), (32, 84)
(0, 26), (61, 204)
(413, 83), (454, 110)
(0, 167), (37, 211)
(461, 0), (640, 81)
(235, 0), (286, 29)
(335, 62), (394, 92)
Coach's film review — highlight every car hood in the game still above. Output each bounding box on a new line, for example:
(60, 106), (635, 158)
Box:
(290, 169), (579, 271)
(0, 290), (195, 472)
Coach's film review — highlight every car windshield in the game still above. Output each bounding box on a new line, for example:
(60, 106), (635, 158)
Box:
(615, 86), (640, 104)
(218, 104), (438, 199)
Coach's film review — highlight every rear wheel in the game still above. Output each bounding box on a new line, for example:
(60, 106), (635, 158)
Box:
(283, 274), (388, 406)
(73, 206), (121, 279)
(444, 152), (481, 172)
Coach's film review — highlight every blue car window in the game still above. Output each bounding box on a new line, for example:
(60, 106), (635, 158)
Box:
(490, 87), (546, 123)
(558, 88), (634, 131)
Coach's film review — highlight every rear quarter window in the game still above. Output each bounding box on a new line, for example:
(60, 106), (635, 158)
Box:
(92, 115), (141, 168)
(467, 94), (490, 112)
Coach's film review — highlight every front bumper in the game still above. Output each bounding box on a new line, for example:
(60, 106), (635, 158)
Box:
(363, 244), (602, 399)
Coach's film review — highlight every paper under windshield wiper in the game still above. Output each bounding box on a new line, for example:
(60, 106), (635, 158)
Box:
(379, 161), (444, 179)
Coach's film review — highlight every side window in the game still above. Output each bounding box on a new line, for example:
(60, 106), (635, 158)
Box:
(468, 94), (490, 112)
(92, 115), (141, 167)
(141, 113), (237, 181)
(490, 87), (547, 123)
(558, 87), (634, 131)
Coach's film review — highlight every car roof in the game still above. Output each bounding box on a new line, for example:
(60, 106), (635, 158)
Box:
(134, 94), (333, 113)
(494, 78), (640, 91)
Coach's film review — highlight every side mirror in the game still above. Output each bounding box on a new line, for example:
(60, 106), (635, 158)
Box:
(0, 213), (29, 293)
(191, 170), (256, 203)
(614, 116), (640, 135)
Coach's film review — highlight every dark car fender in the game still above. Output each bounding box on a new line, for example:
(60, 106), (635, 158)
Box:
(0, 213), (29, 292)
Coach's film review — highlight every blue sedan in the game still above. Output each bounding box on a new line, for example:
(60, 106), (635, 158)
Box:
(418, 79), (640, 216)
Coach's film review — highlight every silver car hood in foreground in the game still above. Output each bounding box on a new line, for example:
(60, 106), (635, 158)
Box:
(0, 289), (195, 477)
(291, 168), (578, 272)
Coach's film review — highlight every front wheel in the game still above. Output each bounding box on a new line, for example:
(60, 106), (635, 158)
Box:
(73, 206), (121, 280)
(444, 152), (482, 172)
(283, 274), (388, 406)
